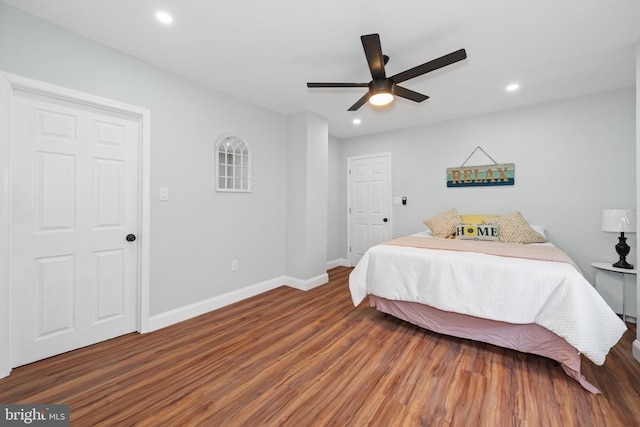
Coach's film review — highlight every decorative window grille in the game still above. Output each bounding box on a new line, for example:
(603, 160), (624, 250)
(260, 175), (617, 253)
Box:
(215, 134), (251, 192)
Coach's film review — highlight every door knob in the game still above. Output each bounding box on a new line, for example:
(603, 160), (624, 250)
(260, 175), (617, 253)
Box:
(126, 234), (136, 242)
(383, 218), (388, 223)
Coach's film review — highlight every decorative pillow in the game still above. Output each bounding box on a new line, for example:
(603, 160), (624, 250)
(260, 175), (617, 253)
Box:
(460, 214), (498, 225)
(484, 211), (547, 244)
(455, 223), (500, 241)
(423, 207), (461, 238)
(529, 224), (547, 239)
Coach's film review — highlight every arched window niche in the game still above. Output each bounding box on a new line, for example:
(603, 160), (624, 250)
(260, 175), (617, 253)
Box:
(214, 134), (251, 192)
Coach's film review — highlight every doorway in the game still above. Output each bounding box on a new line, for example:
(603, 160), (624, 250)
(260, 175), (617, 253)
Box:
(0, 72), (150, 376)
(347, 153), (392, 266)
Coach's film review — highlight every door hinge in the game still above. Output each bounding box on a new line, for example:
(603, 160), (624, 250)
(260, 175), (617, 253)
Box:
(349, 246), (351, 253)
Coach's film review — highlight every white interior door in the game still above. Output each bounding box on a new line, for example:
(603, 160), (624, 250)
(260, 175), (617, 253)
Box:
(10, 88), (139, 367)
(348, 153), (392, 266)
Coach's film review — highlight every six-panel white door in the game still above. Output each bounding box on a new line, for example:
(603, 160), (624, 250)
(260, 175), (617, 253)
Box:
(10, 89), (139, 367)
(348, 153), (391, 266)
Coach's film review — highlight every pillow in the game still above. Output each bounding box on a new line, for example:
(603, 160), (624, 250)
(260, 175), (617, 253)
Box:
(455, 223), (500, 241)
(423, 207), (461, 238)
(460, 214), (498, 224)
(529, 224), (547, 239)
(484, 211), (547, 244)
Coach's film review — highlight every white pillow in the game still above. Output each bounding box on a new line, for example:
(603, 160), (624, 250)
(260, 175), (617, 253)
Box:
(455, 223), (500, 241)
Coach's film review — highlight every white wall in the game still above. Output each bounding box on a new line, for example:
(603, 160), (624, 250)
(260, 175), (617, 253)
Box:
(0, 3), (288, 316)
(338, 88), (636, 284)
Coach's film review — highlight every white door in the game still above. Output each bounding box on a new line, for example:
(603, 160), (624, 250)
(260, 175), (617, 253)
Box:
(348, 153), (392, 266)
(10, 88), (139, 367)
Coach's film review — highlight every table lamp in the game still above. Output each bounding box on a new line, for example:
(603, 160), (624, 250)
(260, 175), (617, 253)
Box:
(602, 209), (636, 269)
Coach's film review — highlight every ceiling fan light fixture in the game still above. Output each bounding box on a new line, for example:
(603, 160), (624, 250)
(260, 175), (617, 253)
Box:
(368, 79), (394, 106)
(306, 33), (467, 111)
(369, 92), (394, 106)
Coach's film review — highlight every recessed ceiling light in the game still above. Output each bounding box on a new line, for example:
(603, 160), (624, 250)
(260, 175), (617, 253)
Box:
(352, 118), (362, 125)
(506, 83), (520, 92)
(156, 11), (173, 24)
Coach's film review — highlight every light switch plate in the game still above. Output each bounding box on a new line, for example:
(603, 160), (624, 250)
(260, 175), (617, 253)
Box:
(159, 187), (169, 201)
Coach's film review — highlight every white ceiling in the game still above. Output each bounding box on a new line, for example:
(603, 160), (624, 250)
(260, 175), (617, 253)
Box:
(3, 0), (639, 138)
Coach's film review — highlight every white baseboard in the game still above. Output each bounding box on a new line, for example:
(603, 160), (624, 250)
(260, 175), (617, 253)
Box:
(283, 272), (329, 291)
(146, 276), (285, 332)
(146, 272), (330, 333)
(327, 258), (349, 269)
(633, 339), (640, 364)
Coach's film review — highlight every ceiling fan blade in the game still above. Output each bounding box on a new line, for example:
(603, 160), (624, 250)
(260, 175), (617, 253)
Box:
(361, 34), (386, 80)
(393, 85), (429, 103)
(307, 82), (369, 88)
(347, 92), (371, 111)
(391, 49), (467, 84)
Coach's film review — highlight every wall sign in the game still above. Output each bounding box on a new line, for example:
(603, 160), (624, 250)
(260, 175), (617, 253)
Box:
(446, 163), (515, 187)
(446, 146), (514, 188)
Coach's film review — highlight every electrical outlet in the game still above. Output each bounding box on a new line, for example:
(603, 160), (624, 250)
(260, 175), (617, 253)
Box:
(231, 259), (238, 271)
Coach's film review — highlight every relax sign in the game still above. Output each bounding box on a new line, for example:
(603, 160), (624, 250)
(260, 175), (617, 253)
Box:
(446, 163), (514, 188)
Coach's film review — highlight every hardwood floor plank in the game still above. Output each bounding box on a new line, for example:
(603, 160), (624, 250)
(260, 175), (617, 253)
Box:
(1, 266), (639, 426)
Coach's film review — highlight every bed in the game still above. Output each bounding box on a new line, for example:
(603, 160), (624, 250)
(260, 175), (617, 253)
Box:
(349, 212), (627, 394)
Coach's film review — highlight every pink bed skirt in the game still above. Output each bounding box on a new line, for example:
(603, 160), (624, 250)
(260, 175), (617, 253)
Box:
(369, 295), (599, 394)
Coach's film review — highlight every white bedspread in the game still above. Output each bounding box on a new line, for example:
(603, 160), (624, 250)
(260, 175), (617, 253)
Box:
(349, 235), (626, 365)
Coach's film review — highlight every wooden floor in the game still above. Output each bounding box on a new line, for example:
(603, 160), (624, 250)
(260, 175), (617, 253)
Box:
(1, 266), (639, 426)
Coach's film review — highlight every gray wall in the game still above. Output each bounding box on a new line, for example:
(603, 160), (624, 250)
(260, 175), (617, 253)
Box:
(0, 3), (288, 315)
(338, 88), (636, 284)
(285, 112), (328, 281)
(327, 134), (347, 262)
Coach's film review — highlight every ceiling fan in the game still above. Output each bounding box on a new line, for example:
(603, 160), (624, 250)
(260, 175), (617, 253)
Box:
(307, 33), (467, 111)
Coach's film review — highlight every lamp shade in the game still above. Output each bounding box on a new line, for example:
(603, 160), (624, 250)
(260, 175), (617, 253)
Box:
(602, 209), (636, 233)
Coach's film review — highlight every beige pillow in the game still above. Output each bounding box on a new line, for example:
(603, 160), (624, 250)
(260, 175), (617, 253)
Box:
(484, 211), (547, 244)
(424, 207), (461, 238)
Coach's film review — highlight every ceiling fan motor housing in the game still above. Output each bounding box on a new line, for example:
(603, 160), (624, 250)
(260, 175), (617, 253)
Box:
(370, 79), (395, 96)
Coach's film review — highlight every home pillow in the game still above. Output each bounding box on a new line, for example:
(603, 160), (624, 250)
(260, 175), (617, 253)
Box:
(455, 223), (500, 241)
(484, 211), (547, 244)
(423, 207), (461, 238)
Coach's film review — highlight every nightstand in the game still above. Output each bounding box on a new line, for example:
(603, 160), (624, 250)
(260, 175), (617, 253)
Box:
(591, 262), (637, 323)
